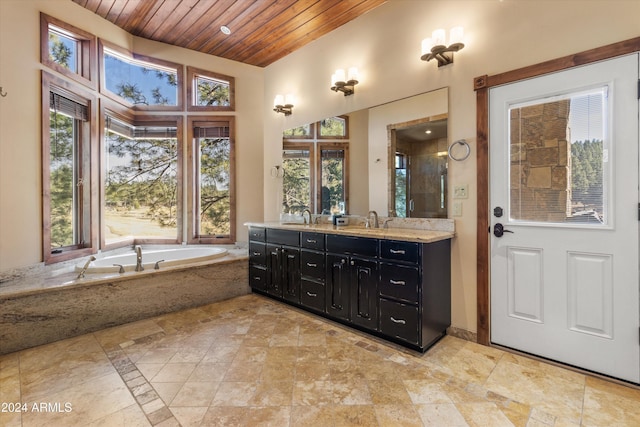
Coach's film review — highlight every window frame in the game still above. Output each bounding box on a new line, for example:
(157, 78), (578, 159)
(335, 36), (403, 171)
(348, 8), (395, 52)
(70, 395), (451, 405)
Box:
(186, 116), (236, 244)
(187, 66), (235, 112)
(40, 13), (97, 89)
(99, 40), (184, 112)
(42, 71), (99, 264)
(317, 142), (350, 215)
(282, 141), (317, 214)
(317, 115), (349, 139)
(282, 117), (350, 215)
(100, 100), (184, 250)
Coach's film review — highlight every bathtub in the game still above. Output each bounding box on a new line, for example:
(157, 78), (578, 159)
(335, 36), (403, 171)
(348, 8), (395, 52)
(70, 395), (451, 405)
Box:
(2, 244), (249, 355)
(75, 247), (228, 274)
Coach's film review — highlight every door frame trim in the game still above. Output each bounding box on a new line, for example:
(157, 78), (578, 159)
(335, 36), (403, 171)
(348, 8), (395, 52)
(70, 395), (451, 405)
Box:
(474, 36), (640, 346)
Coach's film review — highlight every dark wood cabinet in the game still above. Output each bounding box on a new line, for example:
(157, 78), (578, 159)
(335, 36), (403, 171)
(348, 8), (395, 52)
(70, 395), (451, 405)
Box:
(348, 256), (378, 330)
(325, 254), (350, 320)
(248, 226), (451, 352)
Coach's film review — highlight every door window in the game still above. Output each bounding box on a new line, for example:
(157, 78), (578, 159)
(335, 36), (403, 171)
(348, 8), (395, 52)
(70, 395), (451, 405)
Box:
(508, 87), (609, 226)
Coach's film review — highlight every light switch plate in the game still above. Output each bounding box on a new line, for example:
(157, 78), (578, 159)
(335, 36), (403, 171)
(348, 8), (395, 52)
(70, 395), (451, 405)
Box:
(454, 184), (468, 199)
(453, 201), (462, 216)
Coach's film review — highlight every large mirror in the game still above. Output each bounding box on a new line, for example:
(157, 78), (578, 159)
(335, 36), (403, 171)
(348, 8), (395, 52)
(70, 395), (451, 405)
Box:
(280, 87), (448, 219)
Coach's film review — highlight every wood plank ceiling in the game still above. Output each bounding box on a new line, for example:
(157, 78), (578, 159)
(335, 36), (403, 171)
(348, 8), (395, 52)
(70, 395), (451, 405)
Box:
(72, 0), (387, 67)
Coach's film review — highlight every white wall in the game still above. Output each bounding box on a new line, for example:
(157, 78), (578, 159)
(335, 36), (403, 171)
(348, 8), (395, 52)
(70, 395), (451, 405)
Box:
(263, 0), (640, 333)
(0, 0), (264, 271)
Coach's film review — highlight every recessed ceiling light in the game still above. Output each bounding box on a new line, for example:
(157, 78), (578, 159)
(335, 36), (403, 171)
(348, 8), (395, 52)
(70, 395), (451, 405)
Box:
(220, 25), (231, 35)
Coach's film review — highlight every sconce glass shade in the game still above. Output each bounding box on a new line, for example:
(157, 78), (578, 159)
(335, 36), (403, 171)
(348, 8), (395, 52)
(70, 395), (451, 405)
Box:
(284, 94), (295, 105)
(421, 38), (432, 56)
(333, 69), (346, 86)
(347, 67), (359, 82)
(449, 26), (464, 46)
(431, 29), (446, 48)
(273, 94), (284, 107)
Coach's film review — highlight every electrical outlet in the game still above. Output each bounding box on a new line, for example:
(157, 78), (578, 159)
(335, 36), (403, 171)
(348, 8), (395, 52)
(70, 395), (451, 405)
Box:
(454, 184), (468, 199)
(453, 201), (463, 216)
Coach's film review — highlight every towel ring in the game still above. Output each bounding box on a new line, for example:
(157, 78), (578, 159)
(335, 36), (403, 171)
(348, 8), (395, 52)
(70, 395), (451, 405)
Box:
(448, 139), (470, 161)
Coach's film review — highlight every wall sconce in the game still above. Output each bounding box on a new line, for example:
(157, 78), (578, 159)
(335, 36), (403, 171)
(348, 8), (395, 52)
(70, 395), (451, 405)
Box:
(273, 94), (294, 116)
(421, 27), (465, 67)
(330, 67), (359, 96)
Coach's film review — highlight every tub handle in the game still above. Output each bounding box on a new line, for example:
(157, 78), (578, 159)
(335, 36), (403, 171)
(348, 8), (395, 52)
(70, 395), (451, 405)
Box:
(154, 260), (165, 270)
(113, 264), (125, 274)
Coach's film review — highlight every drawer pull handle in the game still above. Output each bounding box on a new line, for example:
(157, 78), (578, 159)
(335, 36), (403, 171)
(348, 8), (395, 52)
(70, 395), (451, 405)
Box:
(390, 249), (406, 255)
(390, 316), (406, 325)
(306, 291), (317, 297)
(306, 239), (317, 243)
(253, 277), (261, 281)
(252, 252), (261, 256)
(306, 262), (317, 267)
(389, 280), (406, 286)
(287, 255), (296, 259)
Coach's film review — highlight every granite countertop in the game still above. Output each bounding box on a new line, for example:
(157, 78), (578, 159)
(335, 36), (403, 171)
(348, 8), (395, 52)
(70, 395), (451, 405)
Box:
(245, 221), (455, 244)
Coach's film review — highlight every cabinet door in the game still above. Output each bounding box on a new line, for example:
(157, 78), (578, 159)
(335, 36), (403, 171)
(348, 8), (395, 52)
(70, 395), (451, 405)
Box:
(266, 244), (283, 297)
(349, 257), (379, 330)
(282, 247), (301, 303)
(326, 254), (350, 320)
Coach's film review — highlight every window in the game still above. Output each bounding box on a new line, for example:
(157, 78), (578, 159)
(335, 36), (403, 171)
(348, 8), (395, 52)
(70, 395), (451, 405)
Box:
(103, 107), (182, 247)
(40, 17), (238, 263)
(42, 72), (97, 264)
(187, 66), (235, 111)
(100, 41), (183, 111)
(395, 153), (408, 217)
(282, 144), (315, 214)
(40, 13), (96, 88)
(187, 117), (235, 244)
(509, 87), (609, 225)
(283, 117), (349, 216)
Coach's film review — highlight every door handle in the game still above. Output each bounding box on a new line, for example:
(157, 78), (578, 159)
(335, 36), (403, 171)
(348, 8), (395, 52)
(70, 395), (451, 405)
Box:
(493, 223), (514, 237)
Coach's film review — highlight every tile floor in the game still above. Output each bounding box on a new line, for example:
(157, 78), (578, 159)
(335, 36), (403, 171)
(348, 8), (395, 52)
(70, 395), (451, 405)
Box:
(1, 293), (639, 426)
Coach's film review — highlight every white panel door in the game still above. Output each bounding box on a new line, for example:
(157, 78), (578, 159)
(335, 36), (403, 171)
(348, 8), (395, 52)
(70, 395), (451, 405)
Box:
(490, 54), (639, 383)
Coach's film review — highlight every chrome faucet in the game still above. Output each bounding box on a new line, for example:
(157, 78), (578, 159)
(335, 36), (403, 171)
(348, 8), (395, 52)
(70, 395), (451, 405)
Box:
(135, 245), (144, 271)
(77, 256), (96, 279)
(302, 209), (312, 225)
(367, 210), (379, 228)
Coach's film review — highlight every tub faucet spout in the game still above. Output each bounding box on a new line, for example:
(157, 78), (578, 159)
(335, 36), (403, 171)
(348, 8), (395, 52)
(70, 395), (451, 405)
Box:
(135, 246), (144, 271)
(77, 256), (96, 279)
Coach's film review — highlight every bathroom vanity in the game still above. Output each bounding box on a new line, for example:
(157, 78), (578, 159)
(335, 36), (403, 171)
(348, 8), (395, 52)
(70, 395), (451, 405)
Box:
(246, 222), (453, 352)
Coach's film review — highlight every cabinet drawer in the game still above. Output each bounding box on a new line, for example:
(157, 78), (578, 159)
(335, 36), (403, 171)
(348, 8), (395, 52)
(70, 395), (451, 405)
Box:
(301, 250), (325, 281)
(249, 265), (267, 291)
(326, 234), (377, 257)
(379, 298), (419, 345)
(300, 279), (325, 312)
(249, 227), (266, 242)
(379, 263), (419, 303)
(249, 242), (267, 266)
(266, 229), (300, 246)
(380, 240), (419, 264)
(301, 232), (325, 251)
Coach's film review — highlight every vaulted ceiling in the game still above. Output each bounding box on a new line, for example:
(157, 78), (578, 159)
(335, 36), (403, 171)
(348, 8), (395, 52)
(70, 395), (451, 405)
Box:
(71, 0), (387, 67)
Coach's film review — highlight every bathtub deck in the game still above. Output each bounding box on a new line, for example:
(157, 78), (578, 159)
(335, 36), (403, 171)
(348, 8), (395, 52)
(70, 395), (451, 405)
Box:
(0, 247), (249, 355)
